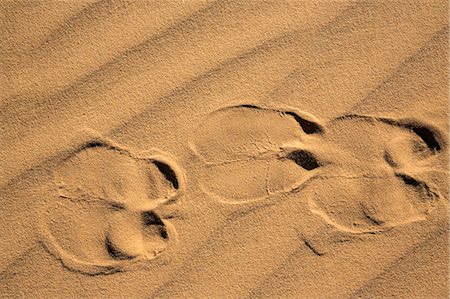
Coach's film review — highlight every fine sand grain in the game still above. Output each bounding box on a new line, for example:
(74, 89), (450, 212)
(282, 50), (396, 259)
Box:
(1, 1), (448, 298)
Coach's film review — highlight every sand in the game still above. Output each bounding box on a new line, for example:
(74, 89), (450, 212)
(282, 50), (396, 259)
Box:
(0, 0), (448, 298)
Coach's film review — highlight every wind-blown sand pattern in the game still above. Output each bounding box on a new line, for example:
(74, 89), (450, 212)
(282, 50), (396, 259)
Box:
(0, 1), (448, 298)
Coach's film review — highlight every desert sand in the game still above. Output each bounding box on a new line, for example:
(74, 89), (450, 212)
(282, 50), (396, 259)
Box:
(0, 0), (448, 298)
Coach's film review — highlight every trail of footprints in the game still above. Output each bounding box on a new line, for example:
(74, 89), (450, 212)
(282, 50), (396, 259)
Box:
(191, 105), (447, 233)
(41, 104), (447, 274)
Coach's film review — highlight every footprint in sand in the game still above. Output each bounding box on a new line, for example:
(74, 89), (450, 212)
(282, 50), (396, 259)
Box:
(191, 104), (447, 234)
(190, 104), (325, 203)
(39, 140), (184, 275)
(305, 115), (447, 234)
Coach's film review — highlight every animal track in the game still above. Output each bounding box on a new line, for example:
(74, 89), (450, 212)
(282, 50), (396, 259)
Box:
(308, 115), (445, 234)
(40, 107), (446, 275)
(192, 104), (446, 235)
(40, 139), (183, 275)
(190, 104), (325, 202)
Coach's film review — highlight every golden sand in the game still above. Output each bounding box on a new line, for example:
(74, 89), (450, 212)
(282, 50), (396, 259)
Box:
(1, 1), (448, 298)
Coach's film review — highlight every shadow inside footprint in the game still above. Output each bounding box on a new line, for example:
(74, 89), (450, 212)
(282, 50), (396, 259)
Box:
(106, 236), (136, 260)
(153, 161), (180, 190)
(287, 149), (321, 171)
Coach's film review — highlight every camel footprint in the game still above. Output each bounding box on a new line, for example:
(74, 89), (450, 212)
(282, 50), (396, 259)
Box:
(40, 140), (184, 275)
(308, 116), (446, 234)
(190, 104), (325, 203)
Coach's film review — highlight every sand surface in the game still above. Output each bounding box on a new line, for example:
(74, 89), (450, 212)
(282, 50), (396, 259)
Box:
(0, 1), (449, 298)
